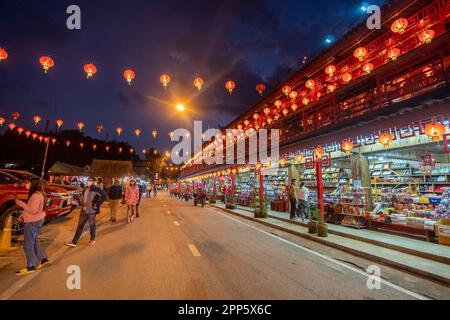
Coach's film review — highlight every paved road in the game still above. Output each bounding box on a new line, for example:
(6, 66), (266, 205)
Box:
(1, 191), (449, 300)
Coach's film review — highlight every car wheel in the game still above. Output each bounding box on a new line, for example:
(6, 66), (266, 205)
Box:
(2, 205), (25, 235)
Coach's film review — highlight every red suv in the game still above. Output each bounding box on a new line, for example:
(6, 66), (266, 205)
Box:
(0, 170), (73, 234)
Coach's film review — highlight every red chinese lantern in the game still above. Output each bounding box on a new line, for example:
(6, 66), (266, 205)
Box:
(362, 63), (374, 74)
(291, 103), (298, 112)
(325, 65), (336, 77)
(152, 130), (158, 139)
(38, 136), (44, 142)
(243, 119), (250, 127)
(56, 119), (64, 129)
(418, 29), (435, 44)
(388, 48), (401, 61)
(378, 132), (394, 148)
(44, 137), (49, 143)
(274, 100), (282, 109)
(341, 139), (354, 155)
(253, 113), (260, 120)
(77, 122), (85, 131)
(123, 69), (135, 85)
(153, 150), (158, 155)
(305, 79), (315, 89)
(391, 18), (408, 34)
(424, 122), (446, 142)
(263, 107), (271, 116)
(25, 130), (31, 138)
(302, 97), (310, 106)
(169, 131), (174, 139)
(160, 74), (171, 89)
(39, 56), (54, 73)
(225, 80), (236, 95)
(84, 64), (97, 79)
(33, 115), (42, 125)
(12, 112), (20, 121)
(342, 73), (352, 83)
(135, 129), (141, 137)
(142, 149), (147, 155)
(66, 140), (71, 147)
(116, 127), (123, 136)
(130, 148), (134, 154)
(51, 138), (57, 145)
(353, 47), (367, 61)
(106, 146), (110, 152)
(0, 48), (8, 62)
(0, 117), (4, 126)
(92, 144), (97, 151)
(314, 146), (325, 159)
(289, 90), (298, 100)
(32, 133), (38, 141)
(327, 84), (336, 93)
(256, 83), (266, 95)
(8, 123), (15, 130)
(79, 142), (84, 149)
(193, 77), (204, 90)
(282, 108), (289, 117)
(282, 85), (292, 96)
(295, 154), (303, 163)
(96, 124), (104, 134)
(17, 127), (24, 135)
(266, 117), (273, 125)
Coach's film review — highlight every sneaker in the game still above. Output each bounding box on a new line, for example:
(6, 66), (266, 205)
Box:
(16, 267), (36, 276)
(131, 215), (135, 222)
(64, 242), (77, 248)
(36, 258), (50, 270)
(88, 240), (96, 246)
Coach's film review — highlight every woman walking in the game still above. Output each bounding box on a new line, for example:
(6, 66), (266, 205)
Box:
(125, 180), (140, 223)
(15, 178), (49, 276)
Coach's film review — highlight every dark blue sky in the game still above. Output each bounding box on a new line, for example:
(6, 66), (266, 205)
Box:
(0, 0), (385, 154)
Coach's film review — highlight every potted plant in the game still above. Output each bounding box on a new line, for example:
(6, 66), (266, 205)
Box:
(208, 195), (217, 204)
(226, 194), (237, 209)
(308, 208), (320, 234)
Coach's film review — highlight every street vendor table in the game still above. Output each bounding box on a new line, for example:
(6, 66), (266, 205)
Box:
(367, 220), (436, 242)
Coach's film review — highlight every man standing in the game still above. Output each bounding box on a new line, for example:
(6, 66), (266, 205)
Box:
(298, 182), (311, 221)
(288, 179), (300, 220)
(108, 180), (123, 222)
(65, 177), (107, 247)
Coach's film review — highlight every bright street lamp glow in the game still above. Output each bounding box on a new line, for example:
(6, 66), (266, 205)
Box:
(176, 104), (185, 111)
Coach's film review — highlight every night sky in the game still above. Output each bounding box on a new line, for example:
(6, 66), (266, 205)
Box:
(0, 0), (385, 155)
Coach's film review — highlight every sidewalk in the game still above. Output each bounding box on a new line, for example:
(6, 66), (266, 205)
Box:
(209, 202), (450, 285)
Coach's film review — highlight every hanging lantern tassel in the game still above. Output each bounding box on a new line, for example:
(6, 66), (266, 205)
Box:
(424, 122), (446, 143)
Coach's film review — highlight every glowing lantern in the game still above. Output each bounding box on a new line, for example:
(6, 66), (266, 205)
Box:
(84, 64), (97, 79)
(362, 63), (374, 74)
(105, 146), (110, 152)
(263, 107), (271, 116)
(388, 48), (401, 61)
(51, 138), (57, 145)
(282, 85), (292, 96)
(225, 80), (236, 94)
(282, 108), (289, 117)
(38, 136), (44, 142)
(39, 56), (54, 73)
(160, 74), (171, 89)
(33, 115), (42, 125)
(12, 112), (20, 121)
(305, 79), (315, 89)
(267, 117), (273, 125)
(123, 69), (135, 85)
(135, 129), (141, 137)
(253, 113), (260, 121)
(279, 158), (287, 167)
(32, 133), (38, 141)
(289, 91), (298, 100)
(342, 73), (352, 83)
(116, 127), (123, 136)
(92, 144), (97, 151)
(77, 122), (85, 131)
(244, 119), (250, 127)
(44, 137), (49, 143)
(274, 100), (282, 108)
(325, 65), (336, 77)
(302, 97), (310, 106)
(391, 18), (408, 34)
(79, 142), (84, 149)
(418, 29), (435, 44)
(232, 168), (237, 175)
(314, 146), (325, 159)
(152, 130), (158, 139)
(25, 130), (31, 138)
(256, 83), (266, 95)
(0, 48), (8, 61)
(96, 124), (103, 134)
(424, 122), (446, 142)
(291, 103), (298, 112)
(8, 123), (15, 130)
(169, 131), (174, 139)
(0, 117), (4, 126)
(295, 154), (303, 163)
(327, 84), (336, 93)
(56, 119), (64, 129)
(353, 47), (367, 61)
(341, 139), (354, 155)
(17, 127), (24, 135)
(66, 140), (71, 147)
(142, 149), (147, 155)
(193, 77), (204, 90)
(378, 132), (394, 148)
(153, 150), (158, 155)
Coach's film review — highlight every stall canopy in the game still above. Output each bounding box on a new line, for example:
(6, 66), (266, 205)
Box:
(48, 161), (90, 176)
(89, 159), (134, 178)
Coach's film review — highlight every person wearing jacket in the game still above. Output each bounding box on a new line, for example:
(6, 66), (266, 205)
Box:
(15, 178), (49, 276)
(65, 177), (107, 247)
(108, 179), (123, 222)
(125, 179), (140, 223)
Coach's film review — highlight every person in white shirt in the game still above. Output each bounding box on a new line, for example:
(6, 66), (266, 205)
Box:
(298, 182), (311, 221)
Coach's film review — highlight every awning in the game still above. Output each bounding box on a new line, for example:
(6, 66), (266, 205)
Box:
(89, 159), (134, 178)
(48, 161), (90, 177)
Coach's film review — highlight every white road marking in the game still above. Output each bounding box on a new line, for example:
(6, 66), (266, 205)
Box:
(188, 244), (201, 257)
(173, 221), (180, 226)
(210, 209), (430, 300)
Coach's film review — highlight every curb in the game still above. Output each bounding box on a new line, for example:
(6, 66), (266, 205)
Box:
(209, 204), (450, 286)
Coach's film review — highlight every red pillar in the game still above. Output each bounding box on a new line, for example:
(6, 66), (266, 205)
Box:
(316, 158), (325, 224)
(231, 173), (236, 196)
(259, 169), (264, 209)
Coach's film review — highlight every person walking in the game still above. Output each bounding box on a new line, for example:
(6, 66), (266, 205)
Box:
(146, 184), (152, 198)
(153, 184), (158, 198)
(288, 179), (300, 220)
(65, 177), (107, 247)
(298, 182), (311, 221)
(108, 180), (123, 222)
(15, 178), (49, 276)
(125, 179), (140, 223)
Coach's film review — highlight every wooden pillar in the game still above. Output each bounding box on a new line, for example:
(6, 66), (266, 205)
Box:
(316, 158), (325, 223)
(351, 153), (373, 210)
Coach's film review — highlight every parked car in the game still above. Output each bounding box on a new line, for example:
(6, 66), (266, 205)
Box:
(0, 170), (72, 234)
